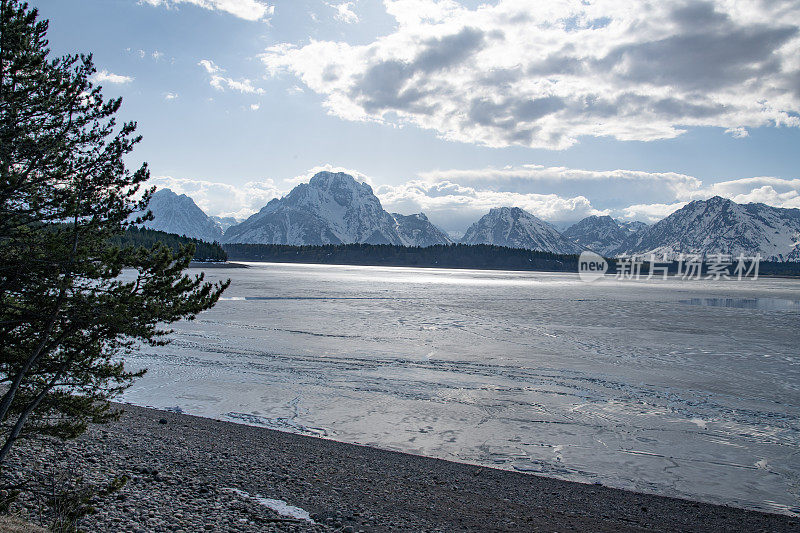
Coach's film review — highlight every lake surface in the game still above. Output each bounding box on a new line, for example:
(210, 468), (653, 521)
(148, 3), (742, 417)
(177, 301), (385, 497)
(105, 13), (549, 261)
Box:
(121, 263), (800, 516)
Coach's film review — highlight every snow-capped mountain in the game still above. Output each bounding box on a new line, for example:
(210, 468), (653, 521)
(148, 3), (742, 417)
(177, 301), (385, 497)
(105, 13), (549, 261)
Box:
(141, 188), (223, 243)
(210, 215), (240, 232)
(391, 213), (454, 247)
(616, 220), (649, 236)
(563, 215), (627, 256)
(222, 172), (451, 246)
(460, 207), (585, 254)
(616, 196), (800, 261)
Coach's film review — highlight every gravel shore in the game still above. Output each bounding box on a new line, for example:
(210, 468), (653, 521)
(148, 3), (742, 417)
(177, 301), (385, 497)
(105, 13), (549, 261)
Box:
(6, 403), (799, 532)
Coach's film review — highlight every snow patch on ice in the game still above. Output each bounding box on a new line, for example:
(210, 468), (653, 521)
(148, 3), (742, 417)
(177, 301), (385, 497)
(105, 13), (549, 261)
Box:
(690, 418), (708, 429)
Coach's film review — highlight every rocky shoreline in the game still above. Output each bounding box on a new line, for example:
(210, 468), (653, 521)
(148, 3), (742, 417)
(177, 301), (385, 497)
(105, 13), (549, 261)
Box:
(6, 403), (799, 532)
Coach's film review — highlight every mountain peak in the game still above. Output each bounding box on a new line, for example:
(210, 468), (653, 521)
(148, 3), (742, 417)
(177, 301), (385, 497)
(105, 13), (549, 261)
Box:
(489, 206), (524, 216)
(309, 171), (372, 193)
(563, 215), (626, 256)
(139, 188), (223, 242)
(462, 207), (583, 254)
(152, 188), (178, 198)
(223, 173), (451, 247)
(616, 198), (800, 260)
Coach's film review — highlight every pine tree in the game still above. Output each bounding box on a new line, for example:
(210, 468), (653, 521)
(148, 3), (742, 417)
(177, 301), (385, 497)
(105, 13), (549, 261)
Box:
(0, 0), (229, 464)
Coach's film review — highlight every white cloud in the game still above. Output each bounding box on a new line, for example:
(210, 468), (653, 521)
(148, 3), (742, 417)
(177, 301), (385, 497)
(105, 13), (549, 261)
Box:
(250, 103), (261, 111)
(164, 92), (179, 100)
(284, 164), (374, 186)
(725, 126), (749, 138)
(414, 165), (706, 218)
(328, 1), (359, 24)
(91, 70), (134, 84)
(139, 0), (274, 21)
(149, 176), (283, 219)
(729, 185), (800, 207)
(620, 202), (689, 223)
(260, 0), (800, 149)
(198, 59), (265, 95)
(147, 165), (800, 232)
(198, 59), (222, 74)
(376, 179), (604, 231)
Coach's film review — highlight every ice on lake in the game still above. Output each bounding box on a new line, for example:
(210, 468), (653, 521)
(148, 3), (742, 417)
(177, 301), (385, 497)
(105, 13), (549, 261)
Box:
(121, 263), (800, 516)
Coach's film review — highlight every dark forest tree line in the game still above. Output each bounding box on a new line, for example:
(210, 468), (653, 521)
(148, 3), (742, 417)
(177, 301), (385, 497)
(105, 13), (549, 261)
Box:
(113, 227), (227, 262)
(224, 243), (800, 277)
(224, 243), (582, 272)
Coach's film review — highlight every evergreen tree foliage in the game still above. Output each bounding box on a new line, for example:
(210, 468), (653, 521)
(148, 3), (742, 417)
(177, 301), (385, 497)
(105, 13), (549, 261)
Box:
(0, 0), (228, 465)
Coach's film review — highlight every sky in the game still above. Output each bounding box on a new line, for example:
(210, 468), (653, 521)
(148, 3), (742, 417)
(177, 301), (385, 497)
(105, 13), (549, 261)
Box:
(34, 0), (800, 235)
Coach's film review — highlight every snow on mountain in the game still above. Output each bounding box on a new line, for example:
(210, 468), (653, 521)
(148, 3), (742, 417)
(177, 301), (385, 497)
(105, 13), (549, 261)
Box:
(391, 213), (454, 247)
(460, 207), (585, 254)
(210, 215), (241, 232)
(616, 220), (649, 236)
(141, 188), (223, 243)
(616, 196), (800, 261)
(563, 215), (627, 256)
(222, 172), (450, 246)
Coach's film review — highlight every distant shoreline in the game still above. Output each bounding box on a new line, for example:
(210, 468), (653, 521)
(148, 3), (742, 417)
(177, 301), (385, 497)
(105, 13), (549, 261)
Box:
(220, 243), (800, 277)
(190, 256), (800, 279)
(189, 261), (249, 268)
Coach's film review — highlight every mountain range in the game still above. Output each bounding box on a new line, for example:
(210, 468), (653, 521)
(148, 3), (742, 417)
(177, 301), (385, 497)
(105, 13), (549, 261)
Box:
(142, 172), (800, 261)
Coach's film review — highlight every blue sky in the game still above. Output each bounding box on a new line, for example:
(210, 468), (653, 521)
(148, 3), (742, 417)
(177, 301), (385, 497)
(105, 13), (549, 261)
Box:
(35, 0), (800, 234)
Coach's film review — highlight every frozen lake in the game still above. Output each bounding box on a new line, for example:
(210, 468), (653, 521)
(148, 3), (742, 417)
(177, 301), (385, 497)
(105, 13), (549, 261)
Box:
(121, 262), (800, 516)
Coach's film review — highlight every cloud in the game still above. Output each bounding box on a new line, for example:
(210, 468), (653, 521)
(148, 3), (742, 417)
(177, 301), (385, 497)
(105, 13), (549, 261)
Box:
(283, 164), (374, 186)
(418, 165), (703, 210)
(620, 202), (689, 223)
(148, 165), (800, 232)
(140, 0), (274, 21)
(725, 126), (749, 138)
(149, 176), (283, 219)
(328, 1), (359, 24)
(697, 176), (800, 206)
(198, 59), (265, 94)
(260, 0), (800, 149)
(164, 92), (179, 100)
(198, 59), (222, 74)
(728, 185), (800, 207)
(375, 180), (606, 232)
(91, 70), (134, 84)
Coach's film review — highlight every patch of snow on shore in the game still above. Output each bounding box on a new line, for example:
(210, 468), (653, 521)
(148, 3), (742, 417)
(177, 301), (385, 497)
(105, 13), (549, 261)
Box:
(223, 488), (314, 523)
